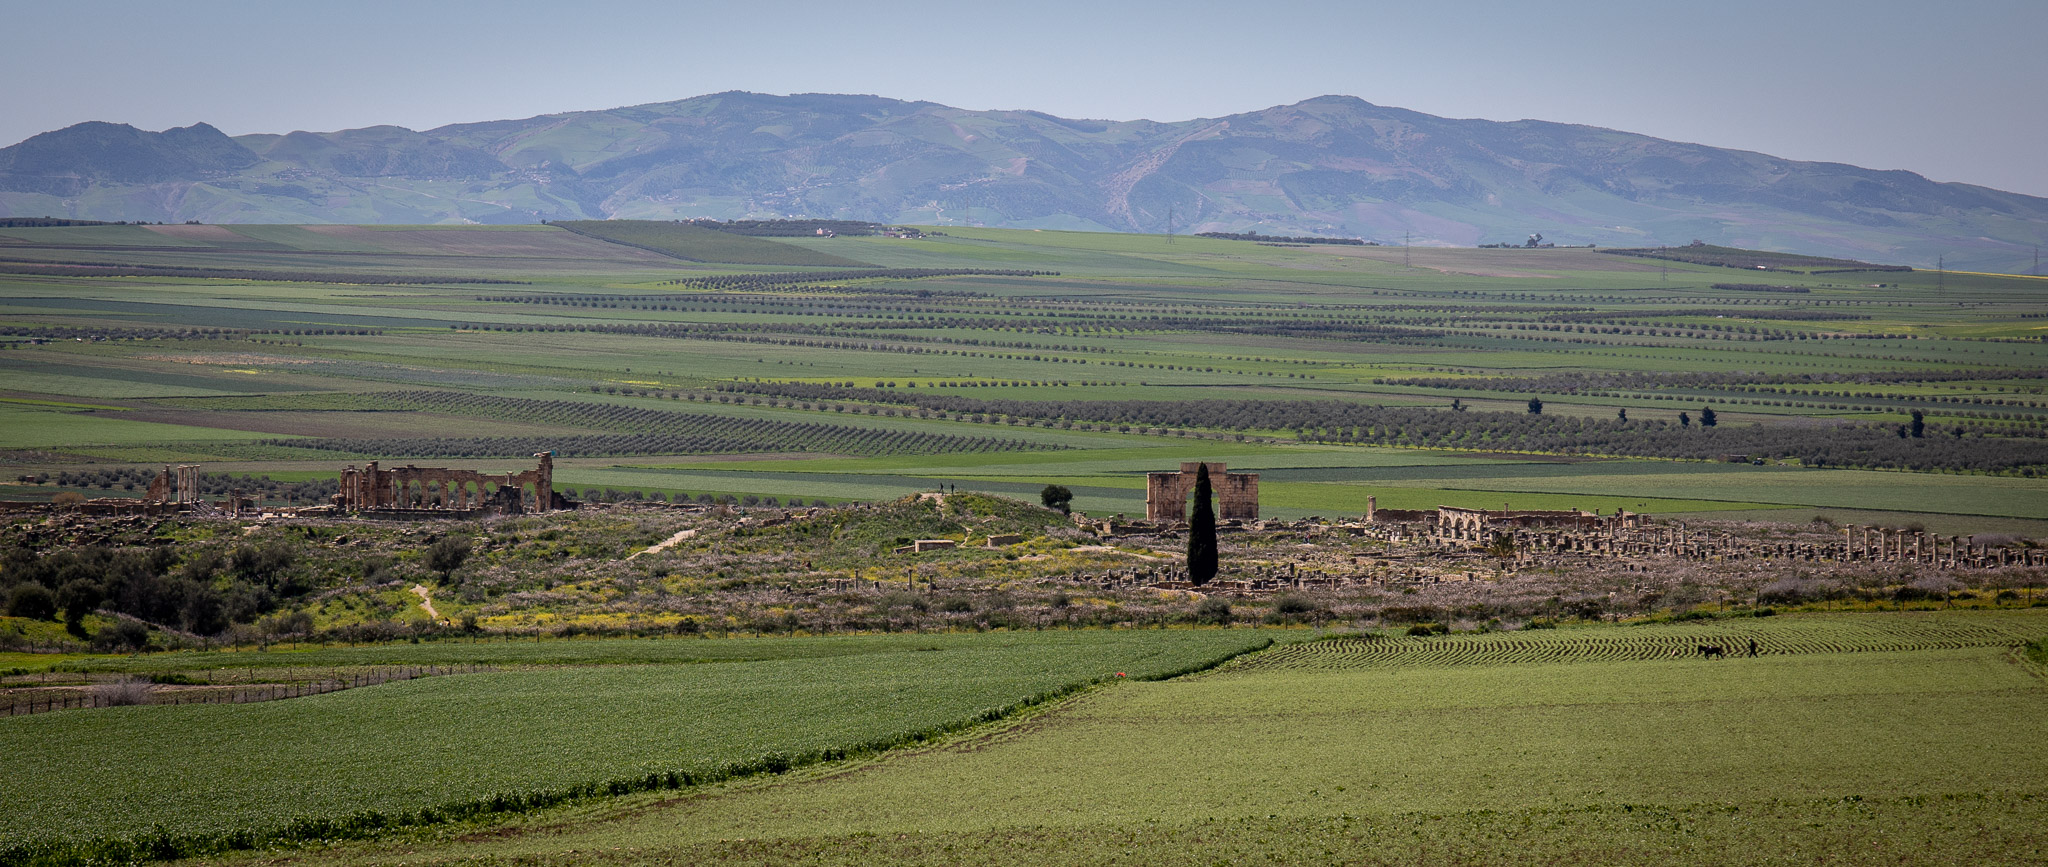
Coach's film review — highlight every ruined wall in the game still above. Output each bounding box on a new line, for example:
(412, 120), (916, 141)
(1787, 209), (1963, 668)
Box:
(1215, 472), (1259, 521)
(144, 465), (201, 506)
(1146, 462), (1259, 522)
(337, 453), (558, 515)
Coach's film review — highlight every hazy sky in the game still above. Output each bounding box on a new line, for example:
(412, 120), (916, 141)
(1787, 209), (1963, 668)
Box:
(5, 0), (2043, 196)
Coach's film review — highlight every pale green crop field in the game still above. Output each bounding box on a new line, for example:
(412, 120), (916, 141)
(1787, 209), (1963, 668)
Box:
(0, 405), (282, 448)
(238, 611), (2048, 866)
(0, 630), (1275, 856)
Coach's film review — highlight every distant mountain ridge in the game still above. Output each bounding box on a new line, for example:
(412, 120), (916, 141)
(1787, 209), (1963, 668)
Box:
(2, 91), (2043, 272)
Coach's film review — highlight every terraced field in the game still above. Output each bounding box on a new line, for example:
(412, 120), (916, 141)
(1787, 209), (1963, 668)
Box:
(1224, 610), (2048, 672)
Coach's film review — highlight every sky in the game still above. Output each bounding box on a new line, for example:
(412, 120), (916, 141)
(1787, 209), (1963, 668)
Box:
(4, 0), (2044, 196)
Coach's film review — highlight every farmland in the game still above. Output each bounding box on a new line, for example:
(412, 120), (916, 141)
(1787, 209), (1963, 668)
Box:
(1, 221), (2045, 643)
(0, 218), (2044, 865)
(176, 610), (2048, 866)
(0, 222), (2042, 529)
(0, 629), (1278, 862)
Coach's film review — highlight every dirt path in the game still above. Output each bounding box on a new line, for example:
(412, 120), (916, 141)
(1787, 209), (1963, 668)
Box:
(628, 528), (697, 560)
(411, 584), (442, 622)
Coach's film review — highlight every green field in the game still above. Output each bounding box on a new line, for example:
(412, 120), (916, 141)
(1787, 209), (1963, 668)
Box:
(549, 220), (870, 267)
(182, 610), (2048, 866)
(0, 630), (1275, 861)
(3, 221), (2046, 866)
(2, 222), (2042, 528)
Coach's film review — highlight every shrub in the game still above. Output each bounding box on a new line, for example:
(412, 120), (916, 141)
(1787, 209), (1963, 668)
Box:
(426, 537), (471, 577)
(5, 582), (56, 620)
(91, 619), (152, 652)
(1272, 594), (1315, 617)
(1196, 597), (1232, 625)
(90, 677), (155, 706)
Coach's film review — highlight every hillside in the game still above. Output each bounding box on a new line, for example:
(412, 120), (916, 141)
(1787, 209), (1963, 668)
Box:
(2, 92), (2045, 272)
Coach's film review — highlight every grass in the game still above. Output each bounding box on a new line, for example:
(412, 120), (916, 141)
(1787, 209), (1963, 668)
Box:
(550, 221), (871, 267)
(0, 630), (1277, 862)
(0, 406), (284, 449)
(217, 610), (2048, 866)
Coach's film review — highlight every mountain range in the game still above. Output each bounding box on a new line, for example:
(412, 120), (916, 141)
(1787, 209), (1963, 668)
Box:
(2, 91), (2043, 272)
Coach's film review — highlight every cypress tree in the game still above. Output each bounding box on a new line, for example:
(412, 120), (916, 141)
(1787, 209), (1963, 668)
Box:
(1187, 463), (1218, 586)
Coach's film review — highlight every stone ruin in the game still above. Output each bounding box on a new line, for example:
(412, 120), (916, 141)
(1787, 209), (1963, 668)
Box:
(145, 465), (202, 507)
(0, 464), (246, 518)
(1058, 484), (2047, 597)
(335, 452), (567, 516)
(1364, 496), (1642, 534)
(1146, 462), (1259, 523)
(1427, 503), (1644, 541)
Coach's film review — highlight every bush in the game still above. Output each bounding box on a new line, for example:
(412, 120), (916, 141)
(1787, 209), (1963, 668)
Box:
(1272, 594), (1312, 615)
(5, 582), (56, 620)
(90, 677), (155, 706)
(91, 619), (152, 652)
(426, 537), (472, 577)
(1196, 597), (1232, 625)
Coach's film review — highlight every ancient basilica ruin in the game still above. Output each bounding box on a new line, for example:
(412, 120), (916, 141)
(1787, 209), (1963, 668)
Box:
(335, 453), (566, 515)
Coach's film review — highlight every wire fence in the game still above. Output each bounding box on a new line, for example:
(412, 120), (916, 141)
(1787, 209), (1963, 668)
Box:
(0, 663), (490, 717)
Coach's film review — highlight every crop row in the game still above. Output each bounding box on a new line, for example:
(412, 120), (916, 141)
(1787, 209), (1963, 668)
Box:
(711, 384), (2048, 473)
(0, 256), (524, 285)
(273, 428), (1049, 459)
(1601, 244), (1912, 272)
(0, 325), (383, 342)
(660, 267), (1058, 290)
(0, 631), (1274, 865)
(1376, 366), (2048, 394)
(232, 391), (1059, 457)
(1229, 613), (2046, 672)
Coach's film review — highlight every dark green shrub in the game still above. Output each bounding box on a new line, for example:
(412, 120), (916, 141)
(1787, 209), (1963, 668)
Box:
(426, 537), (471, 577)
(5, 582), (56, 620)
(1273, 594), (1315, 617)
(91, 619), (152, 652)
